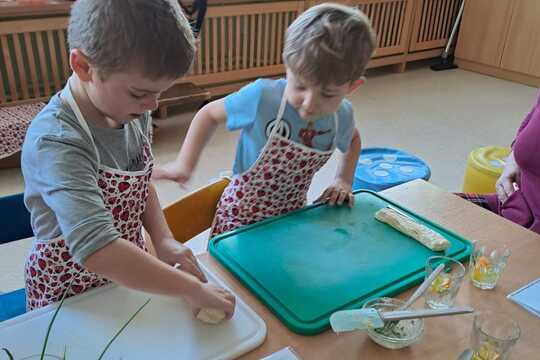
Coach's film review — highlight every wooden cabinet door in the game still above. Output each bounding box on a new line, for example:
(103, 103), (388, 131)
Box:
(409, 0), (461, 52)
(500, 0), (540, 77)
(455, 0), (514, 67)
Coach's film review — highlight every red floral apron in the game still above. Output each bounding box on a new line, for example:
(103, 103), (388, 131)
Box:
(25, 82), (152, 310)
(211, 91), (337, 236)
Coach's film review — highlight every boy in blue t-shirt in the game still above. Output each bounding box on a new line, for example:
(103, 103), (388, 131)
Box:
(154, 3), (376, 235)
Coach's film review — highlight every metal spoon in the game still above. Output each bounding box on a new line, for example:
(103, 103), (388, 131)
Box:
(383, 263), (446, 330)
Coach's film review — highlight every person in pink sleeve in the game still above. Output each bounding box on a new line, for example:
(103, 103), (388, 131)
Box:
(459, 91), (540, 234)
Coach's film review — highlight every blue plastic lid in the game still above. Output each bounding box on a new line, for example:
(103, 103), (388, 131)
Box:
(353, 147), (431, 192)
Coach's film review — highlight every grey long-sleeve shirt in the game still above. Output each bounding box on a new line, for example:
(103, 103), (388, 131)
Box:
(21, 86), (151, 264)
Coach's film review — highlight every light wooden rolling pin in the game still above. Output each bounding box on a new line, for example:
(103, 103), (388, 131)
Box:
(374, 207), (450, 251)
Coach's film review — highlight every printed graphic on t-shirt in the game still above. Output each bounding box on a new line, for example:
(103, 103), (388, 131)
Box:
(265, 118), (292, 140)
(298, 122), (331, 148)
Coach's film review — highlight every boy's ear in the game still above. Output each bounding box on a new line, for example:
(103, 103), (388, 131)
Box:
(348, 77), (366, 93)
(69, 49), (93, 82)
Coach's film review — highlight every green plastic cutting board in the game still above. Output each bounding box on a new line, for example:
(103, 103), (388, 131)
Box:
(209, 190), (472, 335)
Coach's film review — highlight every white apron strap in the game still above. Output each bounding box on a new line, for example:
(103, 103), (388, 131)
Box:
(268, 89), (289, 139)
(63, 77), (101, 165)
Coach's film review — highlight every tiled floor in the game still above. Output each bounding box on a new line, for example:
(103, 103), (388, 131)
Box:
(1, 63), (538, 292)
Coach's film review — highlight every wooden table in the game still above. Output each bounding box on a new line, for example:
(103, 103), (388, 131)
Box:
(200, 179), (540, 360)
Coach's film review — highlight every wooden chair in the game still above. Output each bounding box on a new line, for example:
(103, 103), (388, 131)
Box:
(0, 192), (33, 321)
(162, 177), (230, 244)
(0, 17), (70, 106)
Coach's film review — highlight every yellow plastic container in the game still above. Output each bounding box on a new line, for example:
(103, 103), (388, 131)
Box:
(462, 146), (511, 194)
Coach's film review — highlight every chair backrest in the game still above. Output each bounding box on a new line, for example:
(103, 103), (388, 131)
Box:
(0, 17), (70, 106)
(163, 177), (230, 243)
(0, 192), (33, 244)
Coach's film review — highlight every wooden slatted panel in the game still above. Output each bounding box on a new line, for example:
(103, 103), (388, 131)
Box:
(386, 2), (397, 48)
(3, 1), (459, 102)
(430, 0), (442, 42)
(424, 0), (435, 42)
(441, 0), (455, 40)
(24, 32), (40, 100)
(256, 14), (262, 67)
(447, 0), (461, 39)
(195, 36), (202, 75)
(220, 17), (225, 72)
(2, 35), (19, 101)
(58, 30), (70, 83)
(354, 0), (410, 56)
(235, 15), (241, 70)
(47, 30), (61, 92)
(381, 2), (390, 47)
(284, 11), (291, 34)
(35, 31), (51, 98)
(13, 34), (29, 100)
(212, 17), (218, 73)
(242, 15), (248, 69)
(373, 3), (383, 47)
(276, 12), (284, 65)
(433, 0), (445, 41)
(362, 3), (372, 36)
(204, 19), (210, 74)
(432, 0), (443, 40)
(263, 13), (270, 66)
(228, 16), (233, 70)
(0, 17), (69, 105)
(438, 0), (458, 38)
(33, 32), (50, 97)
(396, 1), (407, 47)
(387, 0), (397, 48)
(418, 0), (429, 42)
(0, 62), (6, 103)
(204, 21), (210, 73)
(270, 13), (276, 65)
(410, 0), (461, 51)
(0, 35), (10, 103)
(249, 14), (255, 68)
(182, 2), (302, 88)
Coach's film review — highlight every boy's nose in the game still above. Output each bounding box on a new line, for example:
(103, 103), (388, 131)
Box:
(302, 94), (317, 113)
(142, 95), (159, 112)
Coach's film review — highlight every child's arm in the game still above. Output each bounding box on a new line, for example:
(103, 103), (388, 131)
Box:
(316, 128), (361, 208)
(86, 183), (234, 317)
(143, 183), (207, 282)
(84, 237), (235, 318)
(152, 99), (227, 184)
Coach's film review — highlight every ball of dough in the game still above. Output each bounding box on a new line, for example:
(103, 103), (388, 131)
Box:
(196, 308), (226, 324)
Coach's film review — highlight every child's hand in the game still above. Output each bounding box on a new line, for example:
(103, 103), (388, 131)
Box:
(155, 238), (207, 282)
(316, 180), (354, 208)
(185, 282), (236, 320)
(152, 162), (192, 185)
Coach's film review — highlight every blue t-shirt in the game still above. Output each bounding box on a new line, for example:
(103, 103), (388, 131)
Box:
(224, 78), (355, 174)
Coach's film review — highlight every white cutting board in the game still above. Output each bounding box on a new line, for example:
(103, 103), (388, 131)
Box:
(0, 264), (266, 359)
